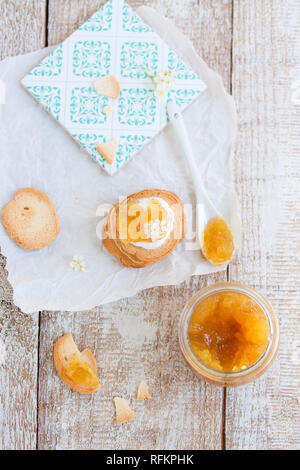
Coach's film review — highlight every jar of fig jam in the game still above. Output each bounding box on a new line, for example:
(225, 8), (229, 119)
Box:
(178, 282), (279, 386)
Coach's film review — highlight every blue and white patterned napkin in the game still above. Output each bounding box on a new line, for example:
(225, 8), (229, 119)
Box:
(21, 0), (206, 175)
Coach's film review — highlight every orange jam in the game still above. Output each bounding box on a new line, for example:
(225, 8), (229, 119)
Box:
(118, 198), (169, 243)
(188, 291), (270, 373)
(202, 216), (234, 264)
(65, 353), (100, 387)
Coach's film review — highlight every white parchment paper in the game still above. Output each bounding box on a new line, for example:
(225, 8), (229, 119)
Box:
(0, 7), (240, 313)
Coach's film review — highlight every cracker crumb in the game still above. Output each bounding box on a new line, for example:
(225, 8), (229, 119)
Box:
(114, 397), (136, 425)
(102, 105), (114, 116)
(137, 381), (152, 399)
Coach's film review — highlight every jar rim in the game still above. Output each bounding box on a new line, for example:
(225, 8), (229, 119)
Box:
(178, 282), (280, 386)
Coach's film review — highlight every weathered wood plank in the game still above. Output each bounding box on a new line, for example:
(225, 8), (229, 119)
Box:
(38, 275), (226, 450)
(38, 0), (233, 450)
(227, 0), (300, 450)
(0, 0), (47, 60)
(0, 303), (38, 450)
(47, 0), (107, 45)
(0, 0), (46, 450)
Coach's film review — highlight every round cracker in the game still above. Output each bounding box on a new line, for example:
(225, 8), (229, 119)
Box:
(1, 188), (60, 250)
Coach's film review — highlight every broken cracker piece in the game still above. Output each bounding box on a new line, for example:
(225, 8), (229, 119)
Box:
(114, 397), (136, 425)
(93, 75), (120, 99)
(102, 105), (114, 116)
(137, 381), (152, 399)
(95, 137), (120, 165)
(54, 333), (100, 395)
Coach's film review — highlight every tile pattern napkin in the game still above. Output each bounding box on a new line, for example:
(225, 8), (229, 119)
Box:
(22, 0), (206, 175)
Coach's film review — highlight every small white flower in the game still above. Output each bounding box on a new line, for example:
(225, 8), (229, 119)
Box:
(154, 71), (175, 87)
(143, 69), (175, 99)
(0, 339), (6, 366)
(155, 83), (168, 98)
(164, 74), (175, 88)
(70, 255), (86, 272)
(153, 72), (165, 84)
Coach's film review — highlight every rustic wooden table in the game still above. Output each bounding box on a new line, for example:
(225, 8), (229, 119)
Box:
(0, 0), (299, 450)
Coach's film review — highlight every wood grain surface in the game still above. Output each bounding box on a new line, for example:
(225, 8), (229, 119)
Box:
(0, 0), (299, 450)
(0, 0), (46, 449)
(38, 275), (225, 450)
(226, 0), (300, 450)
(0, 0), (46, 60)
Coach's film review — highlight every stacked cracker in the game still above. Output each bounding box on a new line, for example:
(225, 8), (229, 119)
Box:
(102, 189), (185, 268)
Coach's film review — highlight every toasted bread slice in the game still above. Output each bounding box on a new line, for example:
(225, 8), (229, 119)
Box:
(95, 137), (120, 164)
(1, 188), (59, 250)
(114, 397), (136, 425)
(54, 333), (100, 395)
(93, 75), (120, 99)
(137, 381), (152, 399)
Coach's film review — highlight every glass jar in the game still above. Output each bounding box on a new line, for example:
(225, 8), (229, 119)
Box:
(178, 282), (279, 386)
